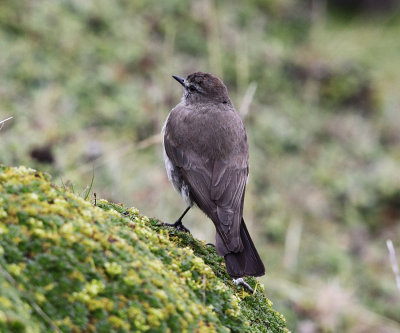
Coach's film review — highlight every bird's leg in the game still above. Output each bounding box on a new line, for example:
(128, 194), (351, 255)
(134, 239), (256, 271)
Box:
(233, 278), (254, 294)
(164, 206), (191, 233)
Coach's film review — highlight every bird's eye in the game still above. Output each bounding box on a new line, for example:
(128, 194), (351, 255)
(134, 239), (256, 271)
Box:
(188, 85), (198, 93)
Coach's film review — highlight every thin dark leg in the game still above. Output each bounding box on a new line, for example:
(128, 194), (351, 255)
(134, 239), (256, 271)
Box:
(177, 206), (191, 222)
(164, 206), (191, 233)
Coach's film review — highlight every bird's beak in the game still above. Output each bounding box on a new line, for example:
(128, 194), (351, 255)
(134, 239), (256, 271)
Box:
(172, 75), (185, 87)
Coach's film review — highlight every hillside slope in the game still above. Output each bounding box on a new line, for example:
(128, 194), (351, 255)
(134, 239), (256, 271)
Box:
(0, 165), (288, 333)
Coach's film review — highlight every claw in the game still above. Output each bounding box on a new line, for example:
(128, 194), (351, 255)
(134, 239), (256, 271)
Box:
(233, 278), (254, 294)
(163, 220), (191, 233)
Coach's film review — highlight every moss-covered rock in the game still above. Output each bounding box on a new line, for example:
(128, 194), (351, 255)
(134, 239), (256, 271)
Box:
(0, 166), (288, 333)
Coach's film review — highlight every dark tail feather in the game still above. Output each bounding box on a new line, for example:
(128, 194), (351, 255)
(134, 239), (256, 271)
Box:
(224, 219), (265, 278)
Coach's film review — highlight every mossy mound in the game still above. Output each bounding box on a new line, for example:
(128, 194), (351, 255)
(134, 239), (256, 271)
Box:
(0, 166), (288, 333)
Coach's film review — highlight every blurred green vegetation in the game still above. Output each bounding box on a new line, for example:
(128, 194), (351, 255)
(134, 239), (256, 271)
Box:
(1, 0), (400, 332)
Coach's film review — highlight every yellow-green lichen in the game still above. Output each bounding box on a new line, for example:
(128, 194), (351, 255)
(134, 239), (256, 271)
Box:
(0, 165), (289, 332)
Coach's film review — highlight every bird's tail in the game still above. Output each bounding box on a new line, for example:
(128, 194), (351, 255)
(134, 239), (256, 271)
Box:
(224, 219), (265, 278)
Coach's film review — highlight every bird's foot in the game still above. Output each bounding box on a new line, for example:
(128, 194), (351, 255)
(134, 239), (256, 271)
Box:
(163, 220), (191, 233)
(233, 278), (254, 294)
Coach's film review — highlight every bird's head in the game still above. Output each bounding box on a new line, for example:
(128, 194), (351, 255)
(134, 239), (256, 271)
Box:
(173, 72), (231, 105)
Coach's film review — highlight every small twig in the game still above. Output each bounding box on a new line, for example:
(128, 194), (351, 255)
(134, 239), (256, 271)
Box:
(239, 83), (257, 118)
(283, 219), (303, 272)
(0, 116), (13, 131)
(94, 192), (97, 206)
(80, 185), (89, 197)
(59, 177), (66, 189)
(62, 133), (163, 181)
(136, 133), (163, 150)
(83, 166), (95, 200)
(386, 239), (400, 293)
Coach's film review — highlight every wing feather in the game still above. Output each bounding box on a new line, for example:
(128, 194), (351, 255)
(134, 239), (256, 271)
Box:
(164, 132), (248, 254)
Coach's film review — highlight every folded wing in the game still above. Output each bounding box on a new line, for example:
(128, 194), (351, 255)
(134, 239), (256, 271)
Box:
(164, 135), (248, 255)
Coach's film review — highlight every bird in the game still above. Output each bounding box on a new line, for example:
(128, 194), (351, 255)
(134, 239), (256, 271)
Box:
(162, 72), (265, 280)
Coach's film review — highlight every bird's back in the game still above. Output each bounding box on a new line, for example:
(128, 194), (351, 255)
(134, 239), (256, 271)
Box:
(166, 102), (248, 162)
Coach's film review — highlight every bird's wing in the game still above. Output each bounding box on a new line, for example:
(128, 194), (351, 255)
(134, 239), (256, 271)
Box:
(210, 160), (248, 253)
(164, 134), (248, 254)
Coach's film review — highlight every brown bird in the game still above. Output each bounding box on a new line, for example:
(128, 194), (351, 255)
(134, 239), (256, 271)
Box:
(162, 72), (265, 279)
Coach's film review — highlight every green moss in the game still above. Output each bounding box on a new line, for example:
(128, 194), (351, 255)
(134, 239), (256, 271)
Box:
(0, 166), (288, 333)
